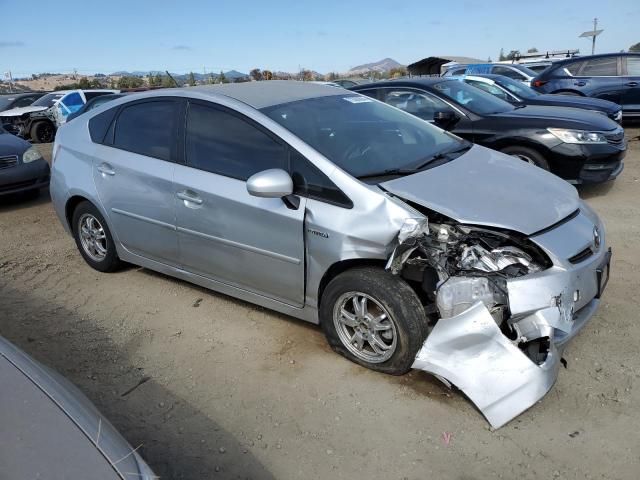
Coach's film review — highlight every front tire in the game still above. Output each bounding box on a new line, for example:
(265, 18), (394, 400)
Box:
(30, 121), (55, 143)
(501, 145), (550, 170)
(320, 267), (428, 375)
(71, 201), (122, 272)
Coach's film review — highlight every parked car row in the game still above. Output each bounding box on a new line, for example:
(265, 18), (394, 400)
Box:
(0, 89), (118, 143)
(444, 53), (640, 119)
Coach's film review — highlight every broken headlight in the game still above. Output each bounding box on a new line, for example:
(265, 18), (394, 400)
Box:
(458, 244), (541, 275)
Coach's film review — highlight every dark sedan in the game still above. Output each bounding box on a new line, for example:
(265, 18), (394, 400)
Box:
(351, 78), (626, 184)
(0, 92), (46, 113)
(462, 73), (622, 123)
(531, 53), (640, 119)
(0, 126), (50, 196)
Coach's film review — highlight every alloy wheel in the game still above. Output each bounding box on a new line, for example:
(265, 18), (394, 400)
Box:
(333, 292), (397, 363)
(78, 213), (108, 262)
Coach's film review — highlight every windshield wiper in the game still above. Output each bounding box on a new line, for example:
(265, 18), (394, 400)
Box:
(357, 144), (472, 180)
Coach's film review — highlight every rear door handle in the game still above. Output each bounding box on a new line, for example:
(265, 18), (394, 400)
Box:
(176, 190), (203, 205)
(97, 163), (115, 176)
(626, 81), (639, 87)
(574, 81), (587, 87)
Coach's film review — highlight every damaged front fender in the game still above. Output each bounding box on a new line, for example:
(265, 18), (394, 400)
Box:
(411, 302), (561, 429)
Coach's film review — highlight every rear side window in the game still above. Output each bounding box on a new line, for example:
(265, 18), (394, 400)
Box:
(113, 100), (179, 161)
(564, 61), (584, 76)
(492, 66), (526, 80)
(88, 107), (118, 143)
(580, 57), (618, 76)
(185, 102), (287, 180)
(290, 150), (352, 208)
(626, 57), (640, 76)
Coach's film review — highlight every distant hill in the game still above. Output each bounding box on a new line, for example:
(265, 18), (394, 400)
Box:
(346, 58), (403, 75)
(109, 70), (249, 81)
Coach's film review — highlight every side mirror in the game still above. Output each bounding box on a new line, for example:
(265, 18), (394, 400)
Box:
(433, 111), (459, 130)
(246, 168), (293, 198)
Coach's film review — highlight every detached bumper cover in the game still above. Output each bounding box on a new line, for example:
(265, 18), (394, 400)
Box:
(412, 233), (611, 428)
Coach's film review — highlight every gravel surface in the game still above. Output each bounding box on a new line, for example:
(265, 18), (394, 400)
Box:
(1, 130), (639, 479)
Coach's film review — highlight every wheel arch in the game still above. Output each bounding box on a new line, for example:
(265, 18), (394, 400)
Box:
(550, 89), (585, 96)
(317, 258), (387, 310)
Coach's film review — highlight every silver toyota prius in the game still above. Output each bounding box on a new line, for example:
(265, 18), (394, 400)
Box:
(50, 81), (611, 428)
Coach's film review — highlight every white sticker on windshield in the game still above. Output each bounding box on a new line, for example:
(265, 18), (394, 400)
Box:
(343, 96), (372, 104)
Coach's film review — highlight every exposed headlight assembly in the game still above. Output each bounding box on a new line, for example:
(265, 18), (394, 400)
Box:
(22, 146), (43, 164)
(547, 128), (607, 144)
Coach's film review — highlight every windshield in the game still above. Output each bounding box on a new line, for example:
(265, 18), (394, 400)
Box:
(261, 95), (468, 179)
(32, 93), (65, 107)
(432, 80), (514, 115)
(493, 76), (539, 99)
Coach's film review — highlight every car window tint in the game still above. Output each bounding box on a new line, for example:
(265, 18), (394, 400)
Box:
(466, 80), (511, 101)
(581, 57), (618, 76)
(382, 89), (452, 121)
(626, 57), (640, 76)
(448, 68), (466, 76)
(289, 150), (351, 208)
(15, 96), (36, 107)
(113, 101), (178, 161)
(84, 91), (112, 100)
(564, 61), (584, 76)
(186, 103), (287, 180)
(492, 66), (525, 80)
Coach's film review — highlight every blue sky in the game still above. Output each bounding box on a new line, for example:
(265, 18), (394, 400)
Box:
(1, 0), (638, 77)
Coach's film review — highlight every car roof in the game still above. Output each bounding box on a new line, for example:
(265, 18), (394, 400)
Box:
(185, 81), (346, 109)
(352, 78), (451, 89)
(549, 52), (640, 68)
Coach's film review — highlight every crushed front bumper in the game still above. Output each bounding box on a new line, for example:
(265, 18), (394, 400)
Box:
(412, 238), (611, 429)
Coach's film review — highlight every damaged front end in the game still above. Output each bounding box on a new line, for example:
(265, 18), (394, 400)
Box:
(388, 213), (608, 428)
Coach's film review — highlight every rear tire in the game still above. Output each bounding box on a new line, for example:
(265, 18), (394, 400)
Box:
(501, 146), (550, 170)
(30, 121), (55, 143)
(71, 201), (122, 272)
(320, 267), (428, 375)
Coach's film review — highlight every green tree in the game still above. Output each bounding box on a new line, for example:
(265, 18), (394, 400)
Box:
(78, 77), (91, 89)
(249, 68), (263, 81)
(188, 72), (197, 86)
(117, 76), (144, 89)
(506, 50), (520, 61)
(527, 47), (539, 53)
(389, 67), (407, 78)
(630, 42), (640, 52)
(161, 75), (176, 88)
(218, 71), (228, 83)
(262, 69), (273, 80)
(498, 48), (506, 61)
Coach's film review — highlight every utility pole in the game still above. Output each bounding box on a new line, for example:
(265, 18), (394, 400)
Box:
(579, 18), (603, 55)
(4, 71), (14, 93)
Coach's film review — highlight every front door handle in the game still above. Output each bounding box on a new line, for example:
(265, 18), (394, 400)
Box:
(626, 81), (639, 87)
(97, 163), (115, 176)
(574, 81), (587, 87)
(176, 191), (203, 205)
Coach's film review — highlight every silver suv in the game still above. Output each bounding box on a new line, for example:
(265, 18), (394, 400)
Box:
(50, 81), (611, 428)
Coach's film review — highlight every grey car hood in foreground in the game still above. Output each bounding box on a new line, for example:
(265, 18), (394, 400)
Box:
(381, 144), (580, 235)
(0, 336), (154, 479)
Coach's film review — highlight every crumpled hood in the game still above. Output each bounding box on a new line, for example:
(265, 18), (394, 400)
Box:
(0, 105), (48, 118)
(381, 145), (580, 236)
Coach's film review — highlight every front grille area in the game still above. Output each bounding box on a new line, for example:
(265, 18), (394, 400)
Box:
(568, 247), (594, 264)
(0, 155), (18, 169)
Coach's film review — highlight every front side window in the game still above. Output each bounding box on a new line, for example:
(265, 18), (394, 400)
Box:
(15, 96), (38, 108)
(261, 94), (467, 179)
(290, 150), (351, 207)
(381, 89), (453, 121)
(465, 80), (512, 101)
(113, 100), (179, 161)
(493, 76), (539, 99)
(186, 103), (287, 180)
(581, 57), (618, 76)
(492, 66), (526, 81)
(432, 80), (514, 115)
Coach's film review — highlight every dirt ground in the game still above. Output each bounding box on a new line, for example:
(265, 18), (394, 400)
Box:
(1, 130), (640, 480)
